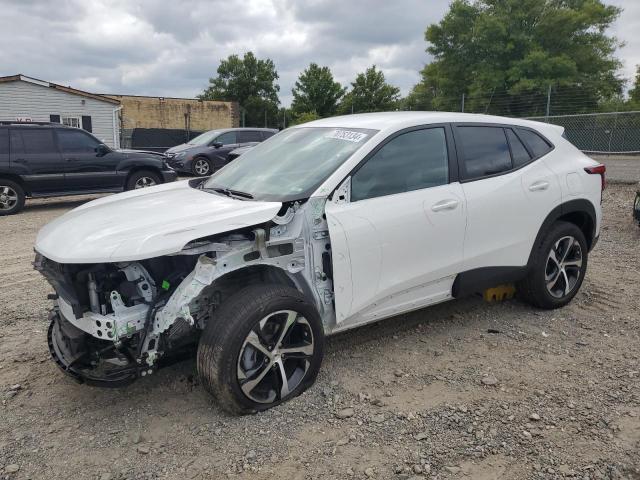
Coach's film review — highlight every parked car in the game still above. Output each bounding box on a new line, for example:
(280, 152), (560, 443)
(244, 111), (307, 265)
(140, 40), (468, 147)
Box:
(35, 112), (604, 414)
(0, 121), (177, 215)
(164, 128), (277, 176)
(227, 144), (255, 162)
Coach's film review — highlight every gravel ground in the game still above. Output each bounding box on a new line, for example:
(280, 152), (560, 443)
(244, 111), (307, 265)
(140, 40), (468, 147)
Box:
(1, 185), (639, 480)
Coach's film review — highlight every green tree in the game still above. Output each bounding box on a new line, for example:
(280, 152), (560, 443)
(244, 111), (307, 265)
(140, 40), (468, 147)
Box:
(290, 111), (321, 126)
(338, 66), (401, 114)
(629, 65), (640, 108)
(200, 52), (280, 126)
(402, 83), (435, 111)
(420, 0), (623, 116)
(291, 63), (345, 118)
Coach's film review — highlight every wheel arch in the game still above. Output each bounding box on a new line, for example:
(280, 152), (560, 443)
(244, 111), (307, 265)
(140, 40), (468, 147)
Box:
(527, 199), (597, 268)
(0, 173), (30, 196)
(124, 166), (163, 186)
(202, 263), (318, 314)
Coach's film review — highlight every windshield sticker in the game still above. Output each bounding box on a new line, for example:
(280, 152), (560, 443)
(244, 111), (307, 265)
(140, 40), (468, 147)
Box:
(325, 129), (367, 143)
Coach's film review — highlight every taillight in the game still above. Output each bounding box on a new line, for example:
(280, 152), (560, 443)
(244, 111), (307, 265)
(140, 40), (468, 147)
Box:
(584, 164), (606, 191)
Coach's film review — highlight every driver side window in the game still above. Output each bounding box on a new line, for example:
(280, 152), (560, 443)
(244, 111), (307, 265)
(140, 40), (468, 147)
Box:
(351, 127), (449, 202)
(214, 132), (237, 145)
(57, 129), (100, 153)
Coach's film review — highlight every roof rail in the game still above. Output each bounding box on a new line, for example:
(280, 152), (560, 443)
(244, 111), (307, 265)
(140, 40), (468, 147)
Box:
(0, 120), (61, 126)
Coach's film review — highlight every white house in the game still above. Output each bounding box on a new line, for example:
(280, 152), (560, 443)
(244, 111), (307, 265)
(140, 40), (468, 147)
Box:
(0, 74), (122, 147)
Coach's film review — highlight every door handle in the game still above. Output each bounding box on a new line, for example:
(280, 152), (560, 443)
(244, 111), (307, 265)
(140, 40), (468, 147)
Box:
(431, 199), (459, 212)
(528, 180), (549, 192)
(14, 158), (26, 164)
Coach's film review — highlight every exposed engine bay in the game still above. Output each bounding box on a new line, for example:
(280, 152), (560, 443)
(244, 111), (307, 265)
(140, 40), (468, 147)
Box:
(35, 198), (335, 386)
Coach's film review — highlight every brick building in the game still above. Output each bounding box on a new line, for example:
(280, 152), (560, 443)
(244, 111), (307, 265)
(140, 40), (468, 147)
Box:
(105, 95), (240, 151)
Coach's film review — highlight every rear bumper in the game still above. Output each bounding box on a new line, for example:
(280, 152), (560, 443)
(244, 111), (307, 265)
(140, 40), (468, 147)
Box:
(161, 169), (179, 182)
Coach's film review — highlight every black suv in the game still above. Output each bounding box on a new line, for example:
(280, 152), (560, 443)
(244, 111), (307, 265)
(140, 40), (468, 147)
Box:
(164, 128), (277, 176)
(0, 122), (177, 215)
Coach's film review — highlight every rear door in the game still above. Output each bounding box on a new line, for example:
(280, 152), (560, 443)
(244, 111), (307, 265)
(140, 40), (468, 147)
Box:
(325, 126), (466, 326)
(56, 128), (121, 190)
(453, 124), (561, 270)
(10, 127), (65, 193)
(237, 130), (263, 147)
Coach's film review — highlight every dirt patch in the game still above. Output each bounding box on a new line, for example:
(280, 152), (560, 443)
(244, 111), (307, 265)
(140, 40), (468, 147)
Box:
(1, 186), (639, 479)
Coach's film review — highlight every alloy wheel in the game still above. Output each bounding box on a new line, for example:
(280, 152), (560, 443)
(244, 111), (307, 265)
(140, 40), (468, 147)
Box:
(545, 236), (583, 299)
(194, 159), (211, 176)
(134, 176), (157, 189)
(237, 310), (314, 404)
(0, 186), (18, 211)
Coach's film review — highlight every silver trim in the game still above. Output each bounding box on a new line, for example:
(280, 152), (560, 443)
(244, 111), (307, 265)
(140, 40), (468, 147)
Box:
(237, 310), (314, 404)
(545, 235), (583, 298)
(0, 186), (18, 211)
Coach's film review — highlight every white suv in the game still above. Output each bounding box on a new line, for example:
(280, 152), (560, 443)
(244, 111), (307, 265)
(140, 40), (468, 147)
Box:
(35, 112), (604, 414)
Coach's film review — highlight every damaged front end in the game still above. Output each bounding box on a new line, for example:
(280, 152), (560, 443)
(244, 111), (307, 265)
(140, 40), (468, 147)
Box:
(36, 254), (206, 386)
(35, 198), (336, 387)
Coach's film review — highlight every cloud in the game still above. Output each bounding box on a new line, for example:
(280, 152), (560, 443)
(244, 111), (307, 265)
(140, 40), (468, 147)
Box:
(0, 0), (637, 105)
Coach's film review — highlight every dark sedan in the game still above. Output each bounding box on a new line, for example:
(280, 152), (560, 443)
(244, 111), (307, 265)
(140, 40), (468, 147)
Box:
(164, 128), (277, 176)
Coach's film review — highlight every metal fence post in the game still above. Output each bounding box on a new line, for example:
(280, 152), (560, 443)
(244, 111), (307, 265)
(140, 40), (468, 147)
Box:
(545, 85), (551, 121)
(461, 93), (465, 113)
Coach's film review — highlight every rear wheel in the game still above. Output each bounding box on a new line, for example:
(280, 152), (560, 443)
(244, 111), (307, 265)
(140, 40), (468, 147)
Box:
(0, 180), (25, 216)
(192, 157), (213, 176)
(197, 284), (325, 414)
(518, 221), (588, 309)
(125, 170), (161, 190)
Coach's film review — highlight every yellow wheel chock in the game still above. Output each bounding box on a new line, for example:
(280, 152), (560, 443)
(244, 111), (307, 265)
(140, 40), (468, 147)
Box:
(483, 284), (516, 302)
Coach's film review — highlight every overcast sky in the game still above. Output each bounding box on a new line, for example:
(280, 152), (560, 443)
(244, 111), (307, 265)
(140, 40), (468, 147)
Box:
(0, 0), (638, 106)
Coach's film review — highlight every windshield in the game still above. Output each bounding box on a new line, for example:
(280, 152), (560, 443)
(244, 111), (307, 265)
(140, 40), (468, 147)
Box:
(189, 130), (221, 146)
(203, 127), (377, 201)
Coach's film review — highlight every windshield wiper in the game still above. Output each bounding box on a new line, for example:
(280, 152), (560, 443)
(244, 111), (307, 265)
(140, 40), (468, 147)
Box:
(206, 187), (254, 200)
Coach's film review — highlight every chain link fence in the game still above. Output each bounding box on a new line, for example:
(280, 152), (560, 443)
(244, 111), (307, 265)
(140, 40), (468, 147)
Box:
(526, 111), (640, 154)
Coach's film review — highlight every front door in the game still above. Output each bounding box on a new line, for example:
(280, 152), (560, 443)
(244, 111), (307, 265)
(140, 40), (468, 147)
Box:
(208, 131), (240, 169)
(10, 127), (66, 193)
(56, 128), (122, 190)
(325, 126), (466, 327)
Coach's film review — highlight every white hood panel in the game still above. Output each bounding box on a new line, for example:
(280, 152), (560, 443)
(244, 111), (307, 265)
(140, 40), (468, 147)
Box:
(35, 180), (282, 264)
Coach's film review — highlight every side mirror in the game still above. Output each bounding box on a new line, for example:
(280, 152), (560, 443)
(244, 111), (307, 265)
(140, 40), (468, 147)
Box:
(211, 141), (223, 149)
(95, 143), (110, 156)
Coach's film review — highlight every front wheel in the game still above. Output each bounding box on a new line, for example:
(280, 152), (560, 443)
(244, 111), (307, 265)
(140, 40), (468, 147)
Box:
(125, 170), (161, 190)
(197, 285), (325, 415)
(192, 157), (213, 177)
(0, 180), (25, 216)
(518, 221), (588, 309)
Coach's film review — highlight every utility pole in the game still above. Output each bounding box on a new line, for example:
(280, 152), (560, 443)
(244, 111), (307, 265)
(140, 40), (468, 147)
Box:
(264, 109), (267, 128)
(461, 93), (465, 113)
(545, 84), (552, 120)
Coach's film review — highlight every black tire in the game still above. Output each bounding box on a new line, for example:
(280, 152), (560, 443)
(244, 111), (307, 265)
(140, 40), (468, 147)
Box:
(518, 221), (588, 309)
(0, 179), (26, 216)
(191, 156), (213, 177)
(125, 170), (162, 191)
(197, 284), (325, 415)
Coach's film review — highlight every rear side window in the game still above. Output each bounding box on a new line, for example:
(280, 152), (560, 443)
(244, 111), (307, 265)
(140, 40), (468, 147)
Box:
(0, 129), (8, 155)
(457, 126), (511, 179)
(351, 127), (449, 201)
(237, 130), (263, 143)
(11, 129), (56, 154)
(516, 128), (552, 158)
(506, 129), (531, 167)
(261, 131), (276, 140)
(215, 132), (236, 145)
